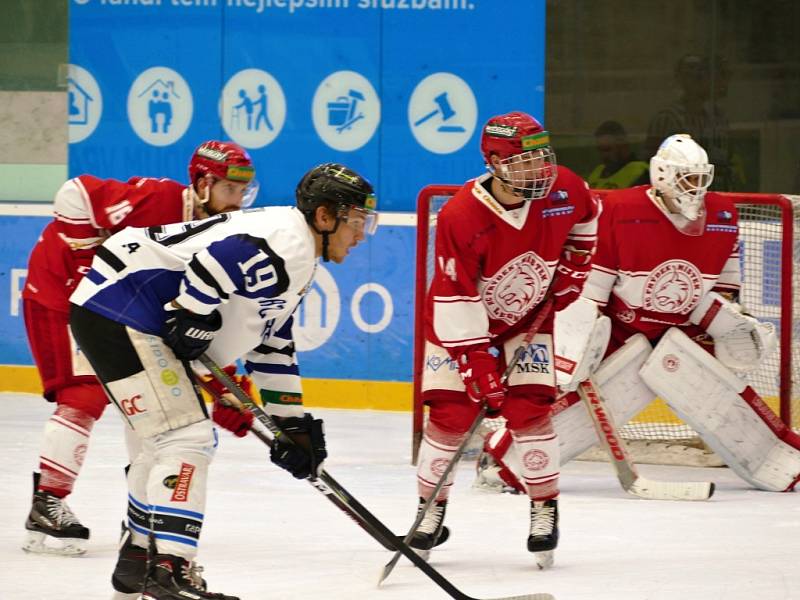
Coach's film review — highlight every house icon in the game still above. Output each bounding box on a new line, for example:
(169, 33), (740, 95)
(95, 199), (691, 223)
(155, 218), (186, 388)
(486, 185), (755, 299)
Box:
(67, 77), (93, 125)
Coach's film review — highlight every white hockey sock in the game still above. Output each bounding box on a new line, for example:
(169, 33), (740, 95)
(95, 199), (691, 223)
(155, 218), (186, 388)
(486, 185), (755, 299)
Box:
(511, 420), (560, 501)
(146, 421), (216, 559)
(39, 406), (95, 496)
(417, 423), (466, 501)
(126, 428), (154, 549)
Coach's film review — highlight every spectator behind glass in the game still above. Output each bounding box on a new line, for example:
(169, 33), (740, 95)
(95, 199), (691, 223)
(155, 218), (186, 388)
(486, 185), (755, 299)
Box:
(586, 120), (649, 189)
(645, 54), (743, 191)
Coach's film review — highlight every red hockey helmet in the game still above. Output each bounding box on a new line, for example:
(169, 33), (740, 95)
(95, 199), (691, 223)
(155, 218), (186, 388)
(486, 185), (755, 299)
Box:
(188, 141), (258, 206)
(480, 112), (557, 200)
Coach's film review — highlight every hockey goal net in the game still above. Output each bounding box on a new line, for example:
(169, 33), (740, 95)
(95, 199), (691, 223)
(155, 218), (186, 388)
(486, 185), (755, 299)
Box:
(412, 185), (800, 465)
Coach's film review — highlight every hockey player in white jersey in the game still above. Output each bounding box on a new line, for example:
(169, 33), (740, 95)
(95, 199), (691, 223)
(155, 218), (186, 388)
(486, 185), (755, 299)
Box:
(68, 163), (378, 599)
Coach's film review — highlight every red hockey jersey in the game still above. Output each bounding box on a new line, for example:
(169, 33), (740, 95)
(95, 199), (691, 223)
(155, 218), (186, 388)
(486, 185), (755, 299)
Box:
(23, 175), (193, 312)
(426, 168), (599, 359)
(582, 186), (740, 343)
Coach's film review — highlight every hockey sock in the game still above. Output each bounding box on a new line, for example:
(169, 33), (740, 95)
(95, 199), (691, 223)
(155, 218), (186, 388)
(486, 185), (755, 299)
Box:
(417, 422), (467, 501)
(510, 417), (560, 501)
(39, 406), (95, 497)
(146, 421), (215, 559)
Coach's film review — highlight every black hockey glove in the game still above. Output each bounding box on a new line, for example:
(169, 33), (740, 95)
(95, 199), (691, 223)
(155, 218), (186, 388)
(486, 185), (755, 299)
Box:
(163, 308), (222, 361)
(270, 414), (327, 479)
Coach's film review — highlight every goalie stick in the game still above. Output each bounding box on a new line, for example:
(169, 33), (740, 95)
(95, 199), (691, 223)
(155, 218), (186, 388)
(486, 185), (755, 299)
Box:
(199, 354), (555, 600)
(379, 297), (555, 586)
(578, 378), (715, 501)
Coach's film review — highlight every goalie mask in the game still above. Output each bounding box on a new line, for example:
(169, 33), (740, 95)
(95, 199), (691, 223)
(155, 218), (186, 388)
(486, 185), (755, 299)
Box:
(649, 134), (714, 222)
(189, 140), (259, 208)
(480, 111), (557, 201)
(296, 163), (378, 261)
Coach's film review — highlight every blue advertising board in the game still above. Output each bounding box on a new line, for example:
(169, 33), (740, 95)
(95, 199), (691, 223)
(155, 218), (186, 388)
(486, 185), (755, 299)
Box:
(67, 0), (547, 211)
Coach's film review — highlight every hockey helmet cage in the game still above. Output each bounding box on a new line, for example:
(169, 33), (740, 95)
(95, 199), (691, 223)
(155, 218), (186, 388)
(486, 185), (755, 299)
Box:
(650, 134), (714, 221)
(480, 112), (557, 200)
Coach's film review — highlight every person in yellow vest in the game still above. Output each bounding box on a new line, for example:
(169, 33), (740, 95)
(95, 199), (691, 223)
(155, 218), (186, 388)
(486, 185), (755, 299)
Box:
(586, 120), (649, 189)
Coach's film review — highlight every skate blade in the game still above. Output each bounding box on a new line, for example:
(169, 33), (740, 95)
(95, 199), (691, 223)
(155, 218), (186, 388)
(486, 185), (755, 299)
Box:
(22, 530), (87, 557)
(411, 547), (430, 561)
(534, 550), (554, 570)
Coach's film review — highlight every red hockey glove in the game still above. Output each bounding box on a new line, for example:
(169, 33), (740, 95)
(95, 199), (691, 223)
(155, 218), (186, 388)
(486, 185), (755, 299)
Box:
(457, 350), (506, 415)
(212, 398), (254, 438)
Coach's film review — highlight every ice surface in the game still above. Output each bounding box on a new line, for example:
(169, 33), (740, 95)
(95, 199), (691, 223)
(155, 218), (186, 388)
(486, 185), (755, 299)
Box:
(1, 394), (797, 600)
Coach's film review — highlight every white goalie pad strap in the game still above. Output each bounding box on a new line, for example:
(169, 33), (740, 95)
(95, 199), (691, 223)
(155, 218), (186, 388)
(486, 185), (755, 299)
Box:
(420, 340), (464, 393)
(554, 297), (611, 391)
(640, 327), (800, 491)
(502, 332), (555, 388)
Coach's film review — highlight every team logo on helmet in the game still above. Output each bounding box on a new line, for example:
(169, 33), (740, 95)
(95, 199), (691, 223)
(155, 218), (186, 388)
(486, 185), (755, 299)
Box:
(642, 260), (702, 314)
(481, 251), (550, 325)
(484, 124), (518, 138)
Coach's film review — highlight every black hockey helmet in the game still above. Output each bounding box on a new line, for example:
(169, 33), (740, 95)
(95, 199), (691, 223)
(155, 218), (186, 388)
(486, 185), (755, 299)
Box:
(296, 163), (378, 236)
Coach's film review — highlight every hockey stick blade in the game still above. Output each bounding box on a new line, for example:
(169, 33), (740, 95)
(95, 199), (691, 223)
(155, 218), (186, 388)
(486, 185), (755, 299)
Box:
(380, 298), (555, 586)
(626, 477), (715, 502)
(578, 380), (714, 501)
(200, 354), (556, 600)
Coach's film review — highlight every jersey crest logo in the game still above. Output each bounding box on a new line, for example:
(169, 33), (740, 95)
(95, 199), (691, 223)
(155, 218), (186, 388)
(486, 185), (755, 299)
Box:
(642, 260), (702, 314)
(481, 251), (549, 325)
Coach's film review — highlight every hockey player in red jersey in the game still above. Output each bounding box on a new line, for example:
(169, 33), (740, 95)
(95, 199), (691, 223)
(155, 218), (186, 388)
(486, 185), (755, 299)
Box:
(412, 111), (599, 568)
(478, 134), (797, 495)
(22, 141), (257, 556)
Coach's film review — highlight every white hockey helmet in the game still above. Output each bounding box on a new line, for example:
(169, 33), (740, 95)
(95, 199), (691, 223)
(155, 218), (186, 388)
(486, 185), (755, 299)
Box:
(649, 134), (714, 220)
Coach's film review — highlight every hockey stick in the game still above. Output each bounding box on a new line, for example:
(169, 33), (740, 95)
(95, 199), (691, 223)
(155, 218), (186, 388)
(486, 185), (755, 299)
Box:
(192, 370), (400, 552)
(199, 354), (554, 600)
(378, 297), (555, 586)
(578, 378), (715, 501)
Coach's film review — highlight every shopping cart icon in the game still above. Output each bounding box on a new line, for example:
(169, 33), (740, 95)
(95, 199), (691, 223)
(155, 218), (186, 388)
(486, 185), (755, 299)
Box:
(327, 89), (365, 133)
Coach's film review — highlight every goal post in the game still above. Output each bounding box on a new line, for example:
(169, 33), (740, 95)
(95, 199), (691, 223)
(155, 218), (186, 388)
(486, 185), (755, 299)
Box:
(411, 185), (800, 465)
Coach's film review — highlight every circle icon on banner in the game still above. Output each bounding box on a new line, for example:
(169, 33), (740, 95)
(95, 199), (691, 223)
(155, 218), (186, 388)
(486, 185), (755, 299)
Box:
(312, 71), (380, 152)
(127, 67), (193, 146)
(294, 265), (340, 351)
(67, 64), (102, 143)
(408, 72), (477, 154)
(220, 69), (286, 149)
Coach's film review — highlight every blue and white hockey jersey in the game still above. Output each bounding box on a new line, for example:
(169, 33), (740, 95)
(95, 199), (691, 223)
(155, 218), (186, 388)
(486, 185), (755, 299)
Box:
(70, 206), (317, 417)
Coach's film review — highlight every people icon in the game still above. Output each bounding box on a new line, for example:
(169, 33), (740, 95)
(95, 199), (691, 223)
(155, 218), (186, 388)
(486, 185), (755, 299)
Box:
(148, 90), (173, 134)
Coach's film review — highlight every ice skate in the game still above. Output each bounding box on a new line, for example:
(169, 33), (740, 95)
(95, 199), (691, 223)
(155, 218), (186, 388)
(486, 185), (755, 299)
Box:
(23, 473), (89, 557)
(528, 498), (559, 570)
(111, 522), (148, 598)
(140, 554), (239, 600)
(408, 497), (449, 560)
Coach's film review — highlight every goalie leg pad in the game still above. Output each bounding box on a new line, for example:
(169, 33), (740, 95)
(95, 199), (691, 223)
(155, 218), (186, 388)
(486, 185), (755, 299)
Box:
(640, 327), (800, 492)
(553, 333), (656, 463)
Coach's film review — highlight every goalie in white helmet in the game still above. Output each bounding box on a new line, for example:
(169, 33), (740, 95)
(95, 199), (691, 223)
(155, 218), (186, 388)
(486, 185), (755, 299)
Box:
(477, 134), (798, 494)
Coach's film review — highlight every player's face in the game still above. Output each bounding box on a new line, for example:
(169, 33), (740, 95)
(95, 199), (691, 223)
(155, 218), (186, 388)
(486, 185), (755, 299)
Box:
(326, 207), (368, 264)
(206, 178), (250, 215)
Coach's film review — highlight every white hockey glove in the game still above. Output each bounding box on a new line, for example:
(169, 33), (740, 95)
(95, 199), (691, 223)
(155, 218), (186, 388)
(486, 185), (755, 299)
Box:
(690, 292), (778, 372)
(554, 297), (611, 392)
